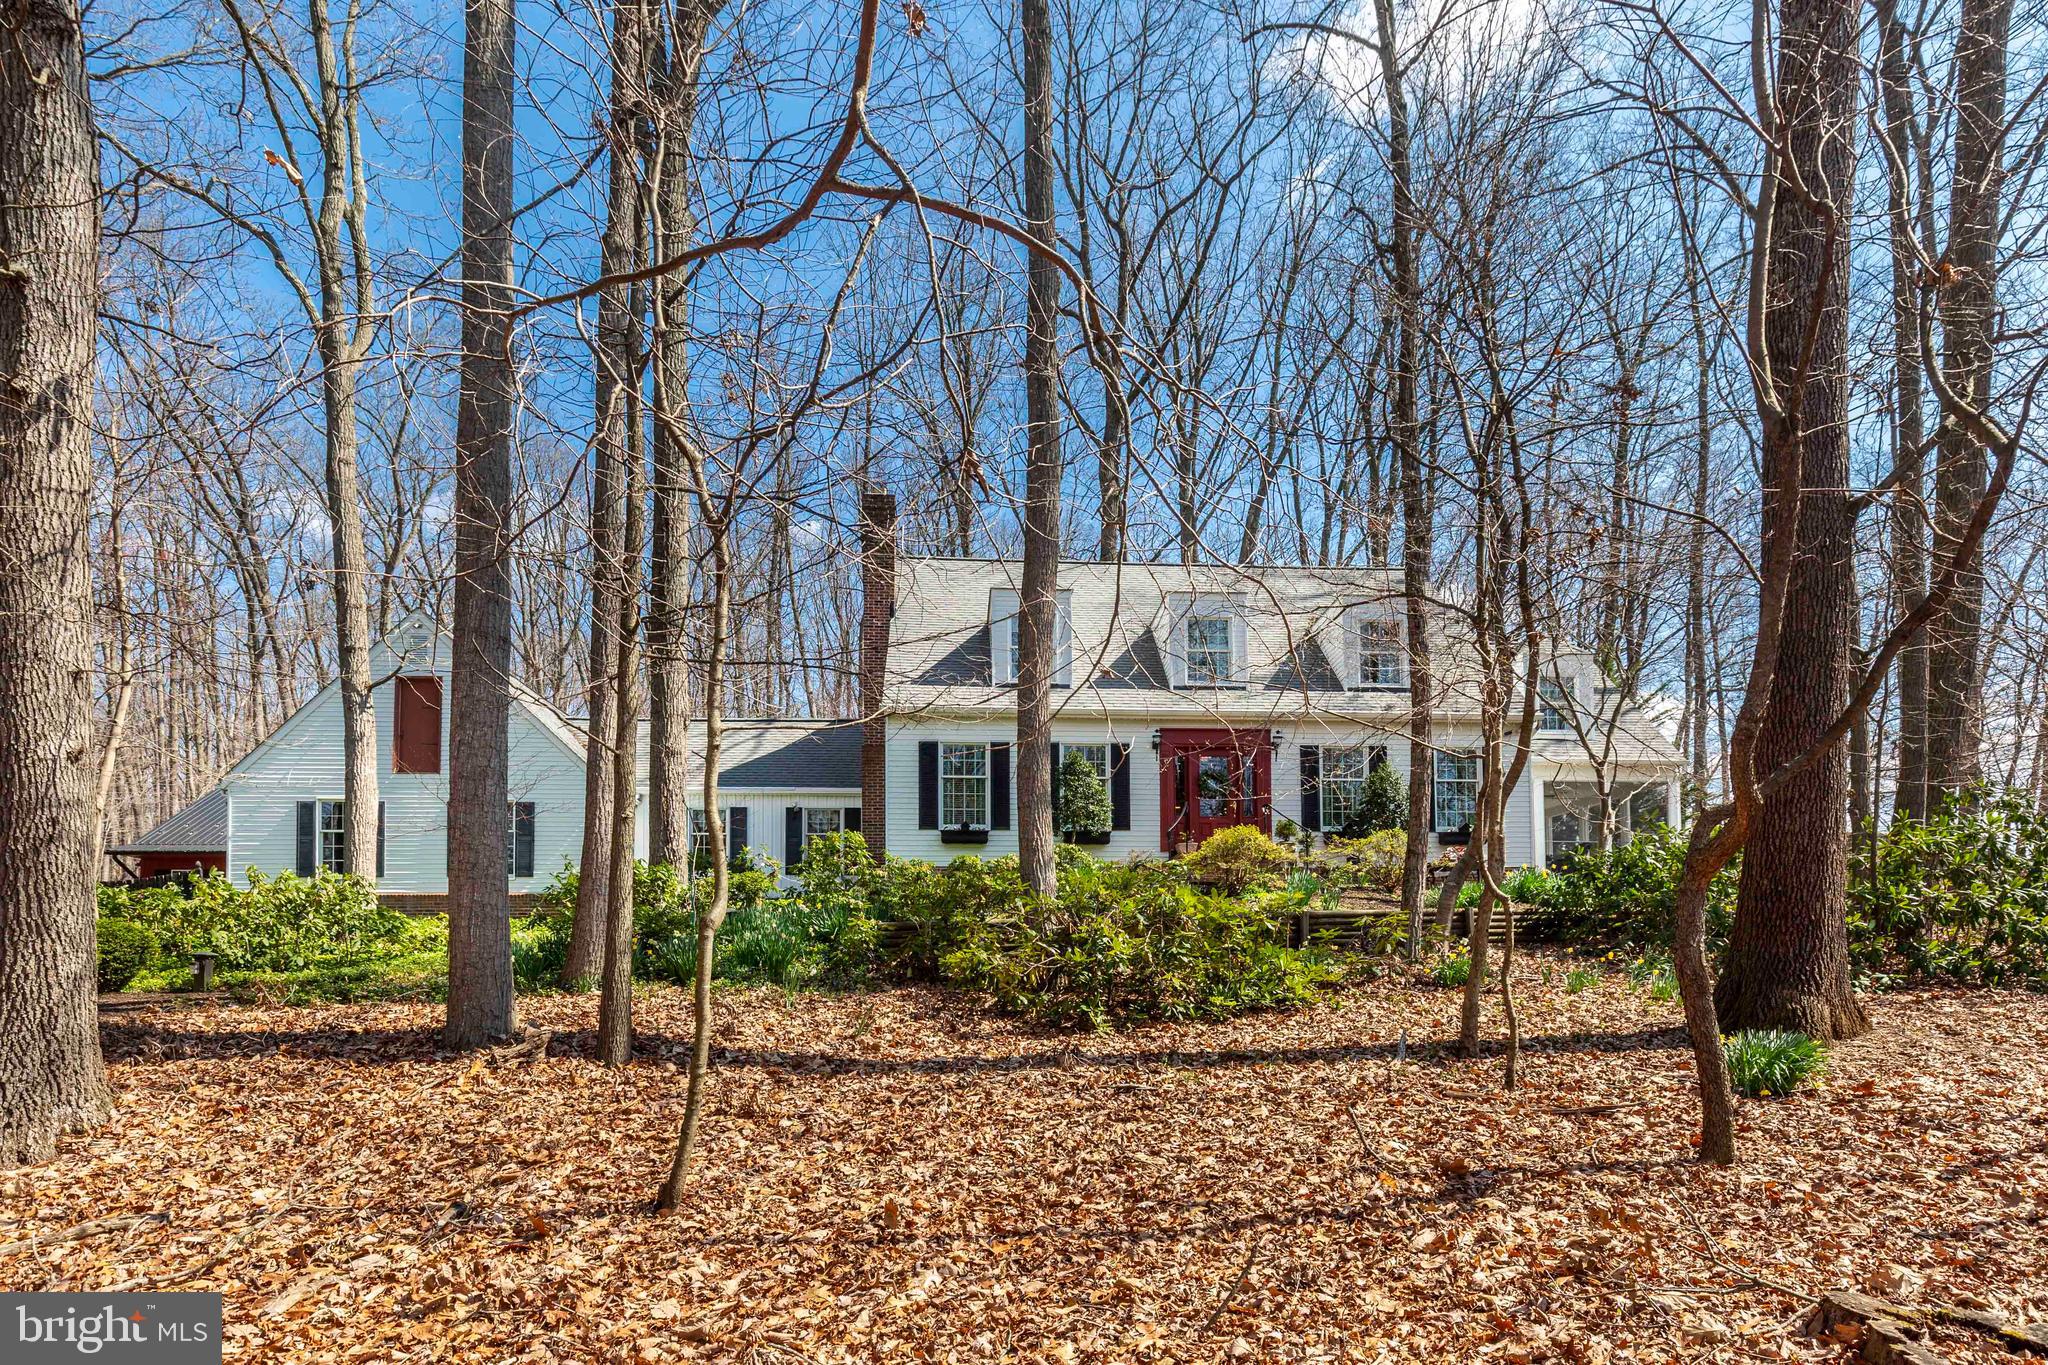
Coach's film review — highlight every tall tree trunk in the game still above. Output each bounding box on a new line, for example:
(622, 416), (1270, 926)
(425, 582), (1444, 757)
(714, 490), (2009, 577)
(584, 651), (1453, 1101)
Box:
(562, 0), (642, 988)
(1684, 250), (1713, 801)
(1714, 0), (1869, 1042)
(1096, 371), (1126, 562)
(1877, 0), (1931, 822)
(0, 0), (115, 1163)
(646, 0), (713, 866)
(1375, 0), (1432, 957)
(1925, 0), (2011, 797)
(324, 356), (380, 885)
(1015, 0), (1062, 903)
(444, 0), (520, 1048)
(657, 532), (731, 1206)
(597, 369), (644, 1067)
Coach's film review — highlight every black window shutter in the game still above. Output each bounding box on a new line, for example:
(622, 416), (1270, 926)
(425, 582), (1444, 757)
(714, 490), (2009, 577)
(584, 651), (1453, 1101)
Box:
(296, 801), (316, 876)
(514, 802), (535, 878)
(991, 742), (1011, 830)
(917, 742), (939, 828)
(1048, 741), (1062, 819)
(728, 806), (749, 867)
(376, 800), (387, 879)
(843, 806), (862, 833)
(1110, 743), (1131, 831)
(1300, 746), (1321, 833)
(785, 804), (804, 868)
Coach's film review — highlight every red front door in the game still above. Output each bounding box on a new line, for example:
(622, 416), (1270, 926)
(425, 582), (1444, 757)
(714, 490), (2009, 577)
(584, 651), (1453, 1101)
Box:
(1159, 728), (1273, 852)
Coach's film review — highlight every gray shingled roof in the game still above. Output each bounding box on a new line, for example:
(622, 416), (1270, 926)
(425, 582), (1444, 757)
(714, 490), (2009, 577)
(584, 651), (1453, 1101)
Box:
(111, 785), (229, 854)
(621, 719), (864, 790)
(883, 557), (1684, 769)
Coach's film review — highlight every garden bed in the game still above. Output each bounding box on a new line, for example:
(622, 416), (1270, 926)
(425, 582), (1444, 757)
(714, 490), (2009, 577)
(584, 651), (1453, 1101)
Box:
(8, 952), (2047, 1362)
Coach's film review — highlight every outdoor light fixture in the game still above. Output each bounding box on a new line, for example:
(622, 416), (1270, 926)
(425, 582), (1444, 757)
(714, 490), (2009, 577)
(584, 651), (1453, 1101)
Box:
(1149, 729), (1161, 753)
(191, 952), (217, 992)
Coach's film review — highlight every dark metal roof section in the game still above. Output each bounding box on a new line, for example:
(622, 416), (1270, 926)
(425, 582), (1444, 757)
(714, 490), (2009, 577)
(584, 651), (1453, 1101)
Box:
(110, 785), (229, 854)
(703, 721), (864, 790)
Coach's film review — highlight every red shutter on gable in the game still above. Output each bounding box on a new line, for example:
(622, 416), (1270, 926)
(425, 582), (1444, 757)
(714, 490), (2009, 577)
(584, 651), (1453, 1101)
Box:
(393, 676), (443, 774)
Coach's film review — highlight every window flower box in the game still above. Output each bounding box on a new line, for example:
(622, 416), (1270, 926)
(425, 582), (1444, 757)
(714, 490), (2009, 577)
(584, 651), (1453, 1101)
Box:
(1065, 829), (1112, 846)
(940, 824), (990, 845)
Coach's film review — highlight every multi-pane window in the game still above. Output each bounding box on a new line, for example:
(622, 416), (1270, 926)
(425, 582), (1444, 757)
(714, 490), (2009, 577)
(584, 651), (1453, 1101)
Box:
(318, 799), (347, 873)
(997, 601), (1073, 685)
(1357, 618), (1404, 687)
(1320, 746), (1382, 831)
(1433, 752), (1480, 834)
(997, 614), (1020, 684)
(940, 743), (989, 827)
(1538, 679), (1574, 732)
(804, 807), (843, 841)
(1185, 615), (1233, 684)
(1066, 742), (1109, 784)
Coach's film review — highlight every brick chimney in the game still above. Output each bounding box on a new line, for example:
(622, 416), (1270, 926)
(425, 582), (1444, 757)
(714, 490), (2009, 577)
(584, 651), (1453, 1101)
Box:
(857, 491), (897, 855)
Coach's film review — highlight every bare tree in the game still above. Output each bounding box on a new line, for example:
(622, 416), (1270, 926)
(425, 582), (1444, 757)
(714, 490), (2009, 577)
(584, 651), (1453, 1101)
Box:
(1015, 0), (1063, 902)
(0, 0), (115, 1163)
(444, 0), (521, 1047)
(1925, 0), (2013, 796)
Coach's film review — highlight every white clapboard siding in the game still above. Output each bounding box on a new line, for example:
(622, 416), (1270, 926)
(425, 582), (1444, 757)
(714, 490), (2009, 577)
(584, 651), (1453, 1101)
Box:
(225, 673), (590, 896)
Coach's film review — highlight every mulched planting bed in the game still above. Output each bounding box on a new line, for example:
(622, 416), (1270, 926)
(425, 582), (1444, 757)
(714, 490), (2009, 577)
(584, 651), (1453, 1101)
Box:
(4, 952), (2046, 1362)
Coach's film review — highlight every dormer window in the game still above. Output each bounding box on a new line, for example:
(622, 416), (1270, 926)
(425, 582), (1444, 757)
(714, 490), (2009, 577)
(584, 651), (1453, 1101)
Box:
(997, 614), (1020, 683)
(1538, 679), (1574, 732)
(1185, 615), (1234, 685)
(991, 590), (1072, 686)
(1357, 617), (1405, 688)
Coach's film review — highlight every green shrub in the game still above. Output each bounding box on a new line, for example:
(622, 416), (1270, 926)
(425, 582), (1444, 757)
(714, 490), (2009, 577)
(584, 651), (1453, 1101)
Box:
(1055, 749), (1113, 839)
(1541, 825), (1736, 950)
(1429, 954), (1470, 987)
(1323, 829), (1406, 893)
(1182, 826), (1296, 895)
(1336, 760), (1407, 837)
(1564, 967), (1599, 994)
(940, 856), (1338, 1028)
(95, 916), (157, 992)
(1724, 1029), (1825, 1098)
(533, 858), (780, 986)
(100, 870), (405, 973)
(1850, 790), (2048, 988)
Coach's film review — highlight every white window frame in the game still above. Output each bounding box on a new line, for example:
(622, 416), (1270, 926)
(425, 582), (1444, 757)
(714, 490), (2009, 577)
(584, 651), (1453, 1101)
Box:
(1184, 614), (1234, 685)
(1356, 616), (1405, 688)
(803, 806), (843, 840)
(1065, 742), (1110, 785)
(993, 592), (1072, 687)
(1538, 679), (1575, 732)
(1433, 752), (1480, 835)
(940, 742), (990, 829)
(1319, 745), (1383, 832)
(688, 805), (739, 860)
(317, 798), (347, 874)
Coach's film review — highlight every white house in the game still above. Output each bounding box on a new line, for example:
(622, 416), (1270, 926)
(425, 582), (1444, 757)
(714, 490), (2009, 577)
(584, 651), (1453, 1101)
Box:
(111, 616), (863, 905)
(851, 493), (1684, 867)
(119, 501), (1684, 901)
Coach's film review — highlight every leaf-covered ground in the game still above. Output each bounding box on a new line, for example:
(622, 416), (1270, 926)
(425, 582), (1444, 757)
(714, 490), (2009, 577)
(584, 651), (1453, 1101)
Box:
(6, 954), (2048, 1363)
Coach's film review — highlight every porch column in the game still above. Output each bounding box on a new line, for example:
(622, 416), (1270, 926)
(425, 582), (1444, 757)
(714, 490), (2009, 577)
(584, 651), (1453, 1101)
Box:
(1530, 772), (1547, 868)
(1665, 777), (1682, 829)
